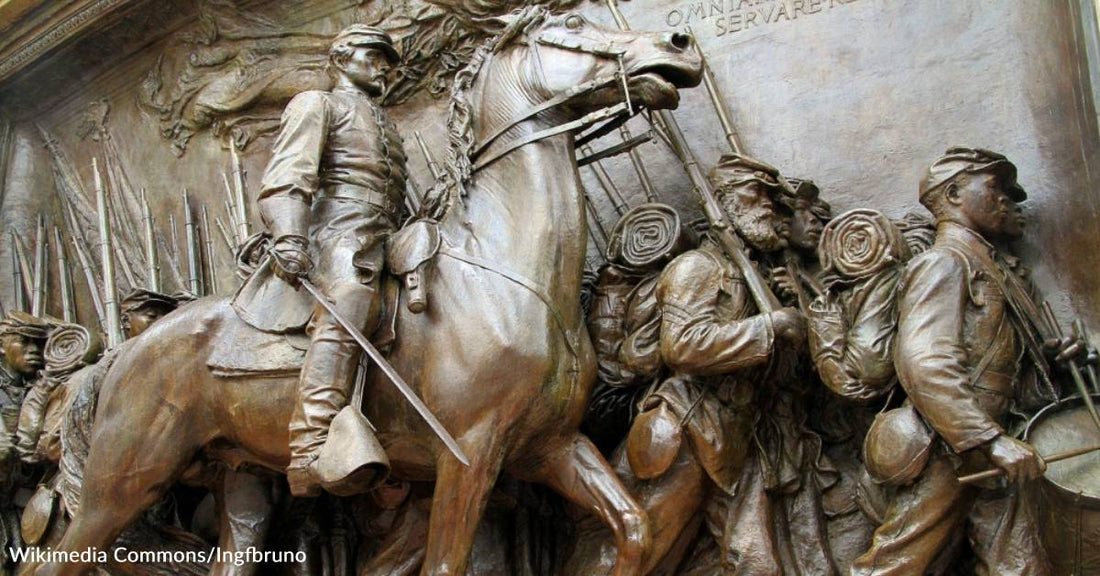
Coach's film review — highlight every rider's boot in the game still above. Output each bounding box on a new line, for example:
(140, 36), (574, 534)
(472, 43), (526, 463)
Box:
(288, 311), (388, 497)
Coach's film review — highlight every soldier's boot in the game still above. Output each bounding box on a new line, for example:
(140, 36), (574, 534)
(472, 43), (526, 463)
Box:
(287, 315), (388, 497)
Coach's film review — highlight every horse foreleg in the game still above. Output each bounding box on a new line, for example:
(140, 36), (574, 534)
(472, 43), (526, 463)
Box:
(210, 470), (275, 576)
(36, 406), (199, 576)
(420, 426), (505, 576)
(530, 433), (649, 576)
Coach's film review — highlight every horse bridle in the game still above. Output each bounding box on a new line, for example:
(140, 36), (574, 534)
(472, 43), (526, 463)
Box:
(469, 31), (636, 173)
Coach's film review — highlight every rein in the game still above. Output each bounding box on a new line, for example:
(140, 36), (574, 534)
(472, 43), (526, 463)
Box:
(469, 32), (635, 173)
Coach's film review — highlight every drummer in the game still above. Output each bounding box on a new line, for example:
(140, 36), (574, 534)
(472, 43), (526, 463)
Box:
(851, 148), (1090, 576)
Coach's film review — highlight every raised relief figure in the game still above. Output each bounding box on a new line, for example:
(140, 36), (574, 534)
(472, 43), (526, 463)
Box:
(570, 155), (805, 575)
(252, 25), (407, 497)
(0, 312), (49, 571)
(852, 148), (1083, 576)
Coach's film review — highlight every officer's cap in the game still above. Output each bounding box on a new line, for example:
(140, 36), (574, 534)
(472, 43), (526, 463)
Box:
(120, 288), (180, 316)
(331, 25), (399, 63)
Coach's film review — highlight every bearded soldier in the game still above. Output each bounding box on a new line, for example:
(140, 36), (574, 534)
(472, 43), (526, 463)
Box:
(566, 155), (805, 575)
(258, 25), (407, 497)
(852, 148), (1088, 575)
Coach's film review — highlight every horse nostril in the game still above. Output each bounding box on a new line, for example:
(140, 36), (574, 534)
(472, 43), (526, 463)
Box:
(669, 32), (692, 51)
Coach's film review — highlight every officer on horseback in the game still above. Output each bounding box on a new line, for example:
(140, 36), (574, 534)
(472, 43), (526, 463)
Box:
(258, 24), (407, 497)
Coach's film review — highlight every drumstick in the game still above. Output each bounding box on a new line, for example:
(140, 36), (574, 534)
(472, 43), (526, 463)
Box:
(1042, 302), (1100, 432)
(958, 443), (1100, 485)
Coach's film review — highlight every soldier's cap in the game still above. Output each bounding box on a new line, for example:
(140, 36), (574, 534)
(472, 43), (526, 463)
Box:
(0, 311), (50, 341)
(331, 25), (399, 63)
(120, 288), (181, 315)
(920, 147), (1026, 203)
(708, 154), (782, 191)
(780, 178), (833, 222)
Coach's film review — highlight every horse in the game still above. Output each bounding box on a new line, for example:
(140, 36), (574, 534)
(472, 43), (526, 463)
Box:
(36, 8), (702, 576)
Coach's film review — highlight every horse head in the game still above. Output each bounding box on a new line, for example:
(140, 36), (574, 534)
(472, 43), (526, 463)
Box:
(523, 11), (703, 114)
(440, 7), (703, 185)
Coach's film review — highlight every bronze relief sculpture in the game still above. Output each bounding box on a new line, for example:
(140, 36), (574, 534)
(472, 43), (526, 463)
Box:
(0, 2), (1099, 575)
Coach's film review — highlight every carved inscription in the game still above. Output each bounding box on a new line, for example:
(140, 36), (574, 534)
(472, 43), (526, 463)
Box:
(664, 0), (861, 36)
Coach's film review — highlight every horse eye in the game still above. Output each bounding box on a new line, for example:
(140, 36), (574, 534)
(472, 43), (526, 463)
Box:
(565, 15), (584, 30)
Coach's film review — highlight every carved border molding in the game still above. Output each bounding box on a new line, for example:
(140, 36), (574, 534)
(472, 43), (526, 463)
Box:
(0, 0), (134, 82)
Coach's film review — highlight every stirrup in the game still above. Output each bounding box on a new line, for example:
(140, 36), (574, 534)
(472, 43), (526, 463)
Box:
(313, 406), (391, 496)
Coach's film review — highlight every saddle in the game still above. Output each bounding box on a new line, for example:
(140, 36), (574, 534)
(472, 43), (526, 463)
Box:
(215, 222), (440, 376)
(209, 276), (401, 377)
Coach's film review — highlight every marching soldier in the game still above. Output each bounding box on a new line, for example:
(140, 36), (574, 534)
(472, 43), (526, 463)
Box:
(0, 312), (49, 570)
(119, 288), (194, 339)
(567, 155), (805, 575)
(256, 24), (407, 497)
(852, 148), (1086, 575)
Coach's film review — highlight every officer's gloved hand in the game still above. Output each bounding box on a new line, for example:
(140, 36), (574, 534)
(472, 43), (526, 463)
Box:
(271, 235), (312, 286)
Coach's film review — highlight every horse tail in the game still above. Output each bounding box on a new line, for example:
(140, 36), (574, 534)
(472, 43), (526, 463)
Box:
(58, 345), (122, 516)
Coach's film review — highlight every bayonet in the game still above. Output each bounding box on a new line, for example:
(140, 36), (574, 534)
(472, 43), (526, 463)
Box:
(620, 124), (658, 202)
(415, 132), (444, 181)
(31, 214), (47, 317)
(581, 145), (629, 215)
(53, 227), (75, 323)
(10, 233), (25, 312)
(94, 158), (124, 347)
(202, 205), (218, 294)
(11, 234), (33, 301)
(183, 189), (202, 295)
(64, 202), (106, 327)
(141, 188), (161, 292)
(299, 278), (470, 467)
(215, 217), (236, 255)
(686, 26), (745, 155)
(222, 174), (243, 246)
(229, 143), (250, 242)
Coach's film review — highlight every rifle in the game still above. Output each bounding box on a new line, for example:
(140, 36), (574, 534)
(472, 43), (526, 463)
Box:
(11, 234), (33, 300)
(229, 143), (250, 243)
(620, 124), (658, 202)
(604, 0), (781, 314)
(10, 233), (26, 312)
(581, 145), (629, 215)
(93, 158), (124, 348)
(64, 200), (106, 327)
(415, 132), (444, 181)
(182, 189), (202, 295)
(53, 227), (76, 323)
(140, 188), (161, 292)
(31, 214), (47, 317)
(202, 205), (218, 294)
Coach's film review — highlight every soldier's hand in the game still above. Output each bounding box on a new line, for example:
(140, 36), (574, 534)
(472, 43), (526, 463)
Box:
(1044, 335), (1091, 366)
(984, 435), (1046, 483)
(771, 267), (800, 301)
(771, 307), (807, 345)
(270, 235), (313, 286)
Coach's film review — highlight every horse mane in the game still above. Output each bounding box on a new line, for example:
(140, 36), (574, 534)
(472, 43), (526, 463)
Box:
(419, 6), (550, 219)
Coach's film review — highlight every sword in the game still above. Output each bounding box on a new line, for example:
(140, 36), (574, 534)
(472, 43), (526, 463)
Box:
(299, 278), (470, 467)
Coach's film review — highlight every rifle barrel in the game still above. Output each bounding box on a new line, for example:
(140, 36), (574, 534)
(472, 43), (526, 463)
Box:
(10, 233), (25, 312)
(415, 132), (443, 181)
(229, 144), (249, 242)
(31, 214), (47, 316)
(581, 145), (629, 215)
(53, 227), (75, 322)
(183, 189), (202, 295)
(202, 205), (218, 294)
(620, 124), (658, 202)
(141, 188), (161, 292)
(64, 203), (106, 327)
(94, 158), (124, 347)
(11, 235), (33, 299)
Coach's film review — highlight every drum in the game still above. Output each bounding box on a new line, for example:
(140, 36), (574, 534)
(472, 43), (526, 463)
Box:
(1026, 395), (1100, 575)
